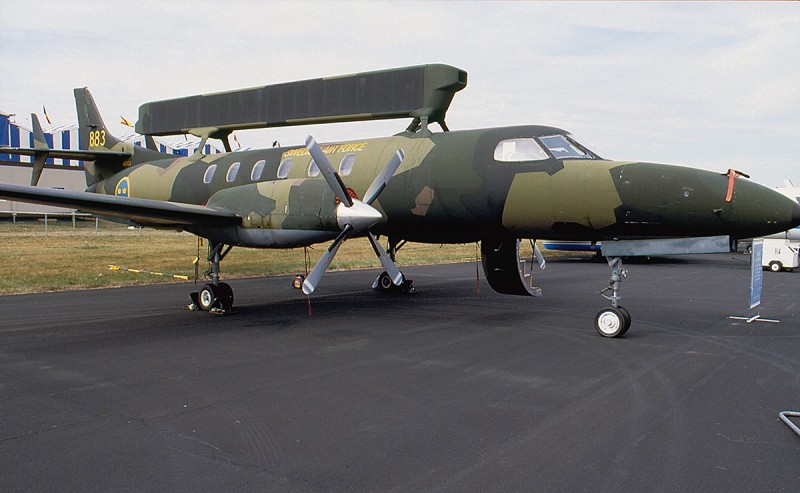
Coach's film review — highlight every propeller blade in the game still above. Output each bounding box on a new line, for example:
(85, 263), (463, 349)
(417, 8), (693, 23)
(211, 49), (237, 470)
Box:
(363, 149), (404, 205)
(305, 135), (353, 207)
(302, 224), (353, 295)
(367, 233), (404, 285)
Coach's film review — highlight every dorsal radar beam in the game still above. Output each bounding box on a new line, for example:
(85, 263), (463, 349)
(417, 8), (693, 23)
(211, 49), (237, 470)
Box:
(135, 64), (467, 145)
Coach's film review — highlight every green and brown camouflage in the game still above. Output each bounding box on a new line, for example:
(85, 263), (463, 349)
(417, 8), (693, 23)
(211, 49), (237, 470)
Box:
(1, 72), (799, 323)
(82, 100), (800, 250)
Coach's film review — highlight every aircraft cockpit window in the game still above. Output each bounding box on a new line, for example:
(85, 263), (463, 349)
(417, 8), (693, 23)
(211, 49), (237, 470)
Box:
(203, 164), (217, 184)
(226, 162), (240, 183)
(539, 135), (590, 159)
(494, 138), (549, 162)
(339, 153), (356, 176)
(308, 160), (321, 177)
(277, 158), (292, 179)
(251, 160), (266, 181)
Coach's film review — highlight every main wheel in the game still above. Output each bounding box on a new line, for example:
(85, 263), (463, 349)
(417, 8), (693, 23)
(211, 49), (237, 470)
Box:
(198, 283), (219, 311)
(595, 307), (628, 338)
(769, 261), (783, 273)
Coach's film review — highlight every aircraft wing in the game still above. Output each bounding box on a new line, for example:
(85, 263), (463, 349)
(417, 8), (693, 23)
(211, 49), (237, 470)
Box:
(0, 183), (241, 228)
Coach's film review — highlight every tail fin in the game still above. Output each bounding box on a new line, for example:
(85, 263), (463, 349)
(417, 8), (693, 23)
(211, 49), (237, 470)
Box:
(74, 87), (165, 188)
(74, 87), (125, 154)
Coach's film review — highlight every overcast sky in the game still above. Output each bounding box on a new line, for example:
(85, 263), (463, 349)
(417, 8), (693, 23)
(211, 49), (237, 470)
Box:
(1, 1), (798, 187)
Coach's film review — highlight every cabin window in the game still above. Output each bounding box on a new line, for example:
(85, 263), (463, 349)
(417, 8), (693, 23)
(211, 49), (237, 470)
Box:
(203, 164), (217, 184)
(226, 162), (240, 183)
(277, 158), (293, 179)
(308, 159), (320, 177)
(251, 159), (266, 181)
(539, 135), (589, 159)
(494, 138), (549, 162)
(339, 153), (356, 176)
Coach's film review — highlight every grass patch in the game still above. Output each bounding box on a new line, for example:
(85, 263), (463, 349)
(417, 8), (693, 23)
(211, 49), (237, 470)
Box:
(0, 219), (482, 294)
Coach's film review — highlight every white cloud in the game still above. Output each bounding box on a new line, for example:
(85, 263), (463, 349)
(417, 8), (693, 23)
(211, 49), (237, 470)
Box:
(1, 1), (797, 186)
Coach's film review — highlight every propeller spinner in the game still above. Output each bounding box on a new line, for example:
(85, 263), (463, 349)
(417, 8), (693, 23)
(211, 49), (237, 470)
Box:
(302, 136), (405, 295)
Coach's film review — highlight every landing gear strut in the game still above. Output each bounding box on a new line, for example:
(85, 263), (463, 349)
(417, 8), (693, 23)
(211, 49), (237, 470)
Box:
(372, 238), (414, 293)
(596, 256), (631, 337)
(188, 240), (234, 313)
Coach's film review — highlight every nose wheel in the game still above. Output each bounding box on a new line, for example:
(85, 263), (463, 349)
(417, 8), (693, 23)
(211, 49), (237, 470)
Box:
(595, 305), (631, 337)
(596, 256), (631, 337)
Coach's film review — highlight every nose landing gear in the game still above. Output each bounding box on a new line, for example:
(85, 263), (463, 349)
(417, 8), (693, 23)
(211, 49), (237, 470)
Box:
(596, 256), (631, 337)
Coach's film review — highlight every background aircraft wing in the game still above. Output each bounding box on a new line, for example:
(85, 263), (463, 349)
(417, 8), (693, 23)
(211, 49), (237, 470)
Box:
(0, 146), (131, 163)
(0, 183), (241, 228)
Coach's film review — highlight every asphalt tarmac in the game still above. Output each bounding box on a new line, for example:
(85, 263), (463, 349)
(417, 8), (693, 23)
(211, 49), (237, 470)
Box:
(1, 254), (798, 492)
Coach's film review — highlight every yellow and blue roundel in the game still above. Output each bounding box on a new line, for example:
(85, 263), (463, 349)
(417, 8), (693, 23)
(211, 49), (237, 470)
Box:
(115, 177), (130, 197)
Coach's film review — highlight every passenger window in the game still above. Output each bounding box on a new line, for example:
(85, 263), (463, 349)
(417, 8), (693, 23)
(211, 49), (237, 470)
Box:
(308, 159), (320, 177)
(203, 164), (217, 184)
(251, 159), (266, 181)
(493, 138), (549, 162)
(277, 158), (293, 179)
(339, 153), (356, 176)
(226, 162), (240, 183)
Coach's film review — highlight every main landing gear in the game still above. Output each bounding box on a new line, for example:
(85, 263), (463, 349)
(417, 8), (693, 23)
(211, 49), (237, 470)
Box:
(187, 240), (235, 314)
(595, 256), (631, 338)
(372, 238), (415, 293)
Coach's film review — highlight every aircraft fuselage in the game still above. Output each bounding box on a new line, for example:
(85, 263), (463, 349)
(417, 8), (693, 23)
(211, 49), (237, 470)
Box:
(88, 125), (799, 249)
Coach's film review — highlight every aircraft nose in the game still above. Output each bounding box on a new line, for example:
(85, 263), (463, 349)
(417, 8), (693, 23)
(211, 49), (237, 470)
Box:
(610, 163), (799, 240)
(729, 179), (800, 239)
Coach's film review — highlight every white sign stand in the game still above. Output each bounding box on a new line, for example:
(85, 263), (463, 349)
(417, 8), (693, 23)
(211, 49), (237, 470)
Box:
(729, 239), (779, 324)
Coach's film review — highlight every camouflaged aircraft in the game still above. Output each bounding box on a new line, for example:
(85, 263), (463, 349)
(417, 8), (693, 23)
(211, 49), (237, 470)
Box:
(1, 64), (799, 337)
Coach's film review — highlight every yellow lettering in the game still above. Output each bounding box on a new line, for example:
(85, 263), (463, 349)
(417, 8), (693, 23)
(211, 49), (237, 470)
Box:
(281, 142), (368, 160)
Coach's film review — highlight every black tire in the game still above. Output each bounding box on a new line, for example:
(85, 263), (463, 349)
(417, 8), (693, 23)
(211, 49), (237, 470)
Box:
(198, 283), (218, 311)
(769, 261), (783, 273)
(217, 282), (234, 310)
(617, 306), (632, 336)
(595, 307), (627, 338)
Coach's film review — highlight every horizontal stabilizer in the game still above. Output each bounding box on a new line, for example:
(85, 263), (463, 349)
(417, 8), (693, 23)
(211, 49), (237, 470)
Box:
(136, 64), (467, 137)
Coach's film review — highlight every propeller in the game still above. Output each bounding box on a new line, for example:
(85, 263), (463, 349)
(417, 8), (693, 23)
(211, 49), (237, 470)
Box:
(302, 136), (405, 295)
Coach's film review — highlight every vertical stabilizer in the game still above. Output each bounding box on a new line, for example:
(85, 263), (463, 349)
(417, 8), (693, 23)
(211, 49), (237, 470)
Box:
(74, 87), (124, 153)
(73, 87), (166, 188)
